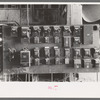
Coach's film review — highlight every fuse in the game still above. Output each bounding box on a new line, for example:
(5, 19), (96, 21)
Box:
(94, 48), (100, 58)
(95, 59), (100, 68)
(55, 57), (60, 65)
(65, 48), (70, 58)
(34, 36), (39, 43)
(74, 59), (81, 68)
(54, 46), (60, 57)
(45, 58), (50, 65)
(21, 27), (31, 38)
(44, 47), (50, 57)
(53, 26), (61, 36)
(84, 59), (92, 68)
(54, 36), (60, 44)
(34, 47), (40, 58)
(65, 58), (69, 64)
(73, 37), (80, 46)
(11, 26), (18, 37)
(43, 26), (51, 36)
(63, 26), (71, 36)
(45, 36), (49, 43)
(21, 27), (31, 43)
(84, 49), (91, 58)
(74, 49), (81, 58)
(63, 36), (71, 47)
(33, 26), (41, 36)
(73, 26), (81, 36)
(34, 58), (40, 65)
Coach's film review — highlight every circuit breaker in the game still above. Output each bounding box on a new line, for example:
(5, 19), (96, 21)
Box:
(20, 49), (31, 67)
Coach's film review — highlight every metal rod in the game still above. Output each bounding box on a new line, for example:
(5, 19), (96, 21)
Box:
(51, 74), (53, 82)
(26, 74), (27, 82)
(27, 4), (29, 26)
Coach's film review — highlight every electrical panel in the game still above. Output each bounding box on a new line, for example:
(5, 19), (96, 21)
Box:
(2, 24), (100, 74)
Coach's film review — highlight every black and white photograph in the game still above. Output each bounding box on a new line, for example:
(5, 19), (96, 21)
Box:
(0, 4), (100, 82)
